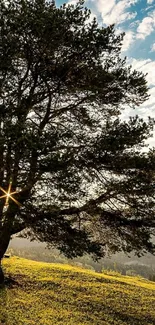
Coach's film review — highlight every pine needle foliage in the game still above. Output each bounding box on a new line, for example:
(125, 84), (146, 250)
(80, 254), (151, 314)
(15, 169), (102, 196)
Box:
(0, 0), (155, 263)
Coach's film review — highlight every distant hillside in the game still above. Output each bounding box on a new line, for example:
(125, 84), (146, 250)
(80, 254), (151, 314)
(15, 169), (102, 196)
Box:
(10, 237), (155, 267)
(8, 242), (155, 280)
(1, 257), (155, 325)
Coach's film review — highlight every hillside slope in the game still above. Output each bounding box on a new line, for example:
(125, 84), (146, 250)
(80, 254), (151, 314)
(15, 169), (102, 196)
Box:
(1, 257), (155, 325)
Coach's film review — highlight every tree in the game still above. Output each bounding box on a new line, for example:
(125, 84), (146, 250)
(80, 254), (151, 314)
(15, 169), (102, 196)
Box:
(0, 0), (155, 283)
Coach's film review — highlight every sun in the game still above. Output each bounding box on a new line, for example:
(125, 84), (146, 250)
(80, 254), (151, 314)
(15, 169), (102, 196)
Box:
(0, 181), (21, 206)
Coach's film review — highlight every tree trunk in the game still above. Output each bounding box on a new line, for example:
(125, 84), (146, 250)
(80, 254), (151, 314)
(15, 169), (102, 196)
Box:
(0, 234), (11, 285)
(0, 260), (4, 285)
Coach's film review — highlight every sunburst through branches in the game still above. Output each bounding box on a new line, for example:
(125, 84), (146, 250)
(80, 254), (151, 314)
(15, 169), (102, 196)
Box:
(0, 181), (21, 206)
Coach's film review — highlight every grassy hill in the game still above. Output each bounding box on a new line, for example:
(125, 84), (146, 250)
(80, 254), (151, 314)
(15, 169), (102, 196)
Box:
(0, 257), (155, 325)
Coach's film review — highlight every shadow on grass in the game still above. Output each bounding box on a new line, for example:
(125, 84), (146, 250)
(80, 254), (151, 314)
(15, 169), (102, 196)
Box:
(0, 273), (20, 325)
(36, 279), (155, 325)
(0, 285), (8, 325)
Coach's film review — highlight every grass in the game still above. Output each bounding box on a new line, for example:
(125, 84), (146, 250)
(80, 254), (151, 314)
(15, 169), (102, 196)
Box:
(0, 256), (155, 325)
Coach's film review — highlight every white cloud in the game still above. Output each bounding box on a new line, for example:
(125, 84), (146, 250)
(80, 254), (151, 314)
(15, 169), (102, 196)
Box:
(67, 0), (78, 5)
(125, 59), (155, 128)
(140, 85), (155, 148)
(137, 10), (155, 39)
(121, 59), (155, 149)
(124, 59), (155, 110)
(130, 58), (155, 86)
(121, 30), (135, 51)
(129, 19), (140, 28)
(147, 0), (154, 4)
(95, 0), (137, 25)
(96, 0), (115, 17)
(150, 42), (155, 51)
(141, 87), (155, 109)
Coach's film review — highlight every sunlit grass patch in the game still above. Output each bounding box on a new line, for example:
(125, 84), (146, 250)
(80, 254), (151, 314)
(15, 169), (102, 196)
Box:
(1, 257), (155, 325)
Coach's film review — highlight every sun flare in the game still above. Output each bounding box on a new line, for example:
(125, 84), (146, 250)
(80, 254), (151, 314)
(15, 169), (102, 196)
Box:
(0, 182), (21, 206)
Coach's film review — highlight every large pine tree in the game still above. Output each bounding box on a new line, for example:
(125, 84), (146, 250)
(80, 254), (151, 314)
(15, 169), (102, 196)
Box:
(0, 0), (155, 283)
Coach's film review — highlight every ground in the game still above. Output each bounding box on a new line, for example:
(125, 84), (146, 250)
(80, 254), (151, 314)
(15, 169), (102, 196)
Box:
(0, 257), (155, 325)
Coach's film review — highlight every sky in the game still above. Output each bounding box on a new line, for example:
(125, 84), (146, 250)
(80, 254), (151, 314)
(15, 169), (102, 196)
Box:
(56, 0), (155, 146)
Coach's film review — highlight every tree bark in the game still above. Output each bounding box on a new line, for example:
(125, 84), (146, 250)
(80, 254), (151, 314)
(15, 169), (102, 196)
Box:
(0, 234), (11, 285)
(0, 260), (4, 285)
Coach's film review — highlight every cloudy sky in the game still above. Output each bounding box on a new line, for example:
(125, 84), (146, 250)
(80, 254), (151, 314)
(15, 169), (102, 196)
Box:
(56, 0), (155, 144)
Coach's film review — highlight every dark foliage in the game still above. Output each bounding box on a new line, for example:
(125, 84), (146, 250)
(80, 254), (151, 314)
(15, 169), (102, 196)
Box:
(0, 0), (155, 263)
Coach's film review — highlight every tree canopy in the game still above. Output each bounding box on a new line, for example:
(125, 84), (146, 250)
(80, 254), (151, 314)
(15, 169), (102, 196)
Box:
(0, 0), (155, 264)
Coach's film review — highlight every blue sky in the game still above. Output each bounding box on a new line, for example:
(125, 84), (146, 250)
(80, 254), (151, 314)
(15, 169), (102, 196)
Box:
(55, 1), (155, 145)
